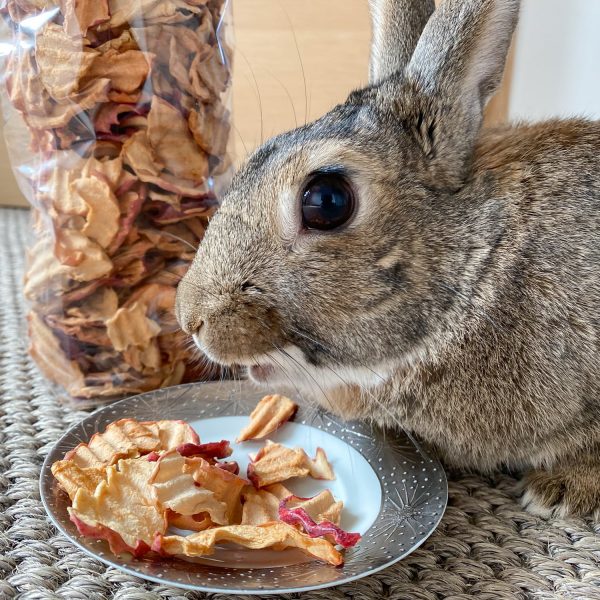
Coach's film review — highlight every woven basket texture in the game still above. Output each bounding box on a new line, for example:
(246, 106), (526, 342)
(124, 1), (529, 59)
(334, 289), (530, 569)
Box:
(0, 208), (599, 600)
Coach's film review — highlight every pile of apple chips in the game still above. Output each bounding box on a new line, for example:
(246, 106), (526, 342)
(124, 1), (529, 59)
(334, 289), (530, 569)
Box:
(52, 395), (361, 565)
(1, 0), (232, 399)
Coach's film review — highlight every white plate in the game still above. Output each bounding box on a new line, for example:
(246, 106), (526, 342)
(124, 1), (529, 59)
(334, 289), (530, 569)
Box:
(40, 381), (447, 595)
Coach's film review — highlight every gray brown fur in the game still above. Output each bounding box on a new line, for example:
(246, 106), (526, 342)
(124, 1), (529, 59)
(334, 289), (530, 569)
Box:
(177, 0), (600, 518)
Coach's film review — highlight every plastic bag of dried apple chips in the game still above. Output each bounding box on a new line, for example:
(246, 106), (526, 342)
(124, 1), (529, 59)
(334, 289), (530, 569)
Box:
(0, 0), (233, 402)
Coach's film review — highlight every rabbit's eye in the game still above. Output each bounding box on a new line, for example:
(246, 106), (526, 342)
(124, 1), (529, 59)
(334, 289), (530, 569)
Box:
(301, 174), (355, 231)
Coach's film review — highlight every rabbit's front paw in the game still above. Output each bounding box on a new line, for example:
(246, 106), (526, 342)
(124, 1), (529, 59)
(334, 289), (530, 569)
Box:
(521, 461), (600, 519)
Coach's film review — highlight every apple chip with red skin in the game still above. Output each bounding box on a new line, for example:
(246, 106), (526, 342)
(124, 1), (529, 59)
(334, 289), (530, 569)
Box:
(69, 458), (166, 555)
(241, 486), (343, 527)
(177, 440), (232, 461)
(279, 496), (361, 549)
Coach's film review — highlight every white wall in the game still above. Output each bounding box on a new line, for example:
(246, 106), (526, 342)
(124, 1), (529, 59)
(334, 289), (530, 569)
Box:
(509, 0), (600, 122)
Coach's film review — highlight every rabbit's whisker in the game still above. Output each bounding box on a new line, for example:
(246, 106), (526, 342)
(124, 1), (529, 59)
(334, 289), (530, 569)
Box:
(272, 343), (338, 415)
(266, 68), (299, 129)
(237, 48), (265, 145)
(272, 349), (329, 422)
(287, 325), (389, 385)
(278, 0), (308, 125)
(283, 327), (408, 431)
(231, 121), (249, 161)
(157, 231), (199, 252)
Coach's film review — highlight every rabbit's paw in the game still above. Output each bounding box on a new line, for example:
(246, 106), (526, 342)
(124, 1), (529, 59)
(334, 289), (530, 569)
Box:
(521, 462), (600, 519)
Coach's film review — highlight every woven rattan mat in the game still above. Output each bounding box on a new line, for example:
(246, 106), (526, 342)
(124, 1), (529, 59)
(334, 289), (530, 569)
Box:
(1, 207), (599, 600)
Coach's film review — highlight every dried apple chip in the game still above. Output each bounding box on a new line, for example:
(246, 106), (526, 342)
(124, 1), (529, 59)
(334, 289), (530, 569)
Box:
(241, 487), (280, 526)
(153, 523), (343, 566)
(185, 457), (248, 524)
(143, 420), (201, 452)
(51, 459), (106, 501)
(107, 0), (187, 29)
(279, 496), (360, 549)
(123, 340), (162, 372)
(81, 154), (124, 189)
(242, 487), (343, 527)
(147, 96), (209, 182)
(217, 461), (240, 475)
(248, 441), (310, 488)
(150, 451), (227, 524)
(26, 78), (111, 129)
(33, 231), (113, 287)
(122, 131), (209, 196)
(65, 420), (161, 468)
(80, 49), (152, 94)
(70, 512), (152, 557)
(35, 23), (97, 101)
(65, 287), (118, 322)
(64, 419), (199, 468)
(105, 301), (161, 352)
(28, 311), (86, 397)
(70, 458), (166, 552)
(308, 447), (335, 481)
(176, 440), (232, 461)
(188, 102), (230, 158)
(70, 177), (120, 248)
(167, 511), (214, 532)
(60, 0), (110, 36)
(288, 490), (344, 526)
(236, 394), (298, 442)
(248, 442), (335, 487)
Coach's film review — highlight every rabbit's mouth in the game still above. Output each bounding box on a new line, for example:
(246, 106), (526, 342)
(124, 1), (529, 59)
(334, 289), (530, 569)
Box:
(248, 363), (276, 383)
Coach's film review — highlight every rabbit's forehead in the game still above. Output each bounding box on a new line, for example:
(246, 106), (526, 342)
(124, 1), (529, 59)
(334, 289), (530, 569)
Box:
(235, 137), (376, 197)
(235, 104), (379, 185)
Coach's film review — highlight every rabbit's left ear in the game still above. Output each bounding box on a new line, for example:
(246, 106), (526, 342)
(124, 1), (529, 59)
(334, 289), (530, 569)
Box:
(403, 0), (519, 187)
(369, 0), (436, 84)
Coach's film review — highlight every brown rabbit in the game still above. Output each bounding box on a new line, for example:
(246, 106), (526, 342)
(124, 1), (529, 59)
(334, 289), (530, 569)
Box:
(176, 0), (600, 519)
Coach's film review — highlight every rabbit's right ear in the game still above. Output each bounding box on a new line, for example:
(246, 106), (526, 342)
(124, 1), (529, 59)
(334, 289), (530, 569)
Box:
(402, 0), (519, 187)
(369, 0), (436, 84)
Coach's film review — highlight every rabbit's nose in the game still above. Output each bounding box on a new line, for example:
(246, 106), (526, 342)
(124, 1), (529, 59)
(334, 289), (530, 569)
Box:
(179, 313), (204, 336)
(191, 320), (205, 337)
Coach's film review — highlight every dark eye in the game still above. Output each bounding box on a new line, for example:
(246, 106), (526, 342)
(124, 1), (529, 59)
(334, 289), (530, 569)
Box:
(301, 174), (355, 231)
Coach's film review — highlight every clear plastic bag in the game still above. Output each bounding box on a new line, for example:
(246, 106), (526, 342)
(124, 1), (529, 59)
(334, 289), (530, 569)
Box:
(0, 0), (233, 402)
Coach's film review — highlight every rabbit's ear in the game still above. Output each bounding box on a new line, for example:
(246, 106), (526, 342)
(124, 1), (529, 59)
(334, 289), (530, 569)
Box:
(404, 0), (519, 186)
(369, 0), (435, 84)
